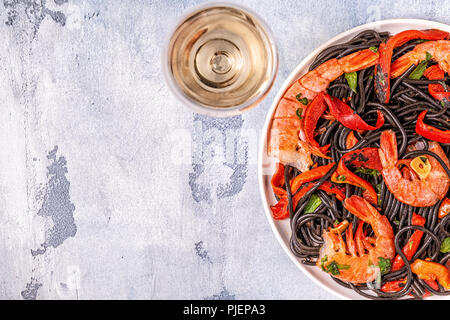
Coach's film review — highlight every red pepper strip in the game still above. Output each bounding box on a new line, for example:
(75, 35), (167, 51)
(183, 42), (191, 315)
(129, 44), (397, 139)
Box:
(330, 148), (382, 205)
(345, 131), (359, 149)
(439, 197), (450, 219)
(391, 213), (426, 271)
(411, 259), (450, 290)
(416, 110), (450, 144)
(270, 163), (345, 220)
(382, 215), (441, 296)
(270, 162), (286, 199)
(381, 277), (407, 293)
(290, 163), (336, 192)
(374, 29), (450, 103)
(424, 65), (450, 105)
(302, 92), (331, 159)
(323, 94), (385, 131)
(381, 278), (439, 296)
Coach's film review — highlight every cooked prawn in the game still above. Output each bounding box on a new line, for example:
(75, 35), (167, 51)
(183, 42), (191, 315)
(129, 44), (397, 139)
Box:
(268, 49), (379, 172)
(390, 40), (450, 78)
(318, 195), (395, 284)
(379, 130), (450, 207)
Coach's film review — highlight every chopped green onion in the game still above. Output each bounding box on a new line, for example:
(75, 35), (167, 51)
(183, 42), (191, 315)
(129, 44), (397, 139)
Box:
(355, 167), (380, 177)
(345, 72), (358, 93)
(408, 52), (432, 80)
(377, 257), (391, 275)
(299, 97), (309, 105)
(325, 261), (350, 275)
(304, 194), (322, 214)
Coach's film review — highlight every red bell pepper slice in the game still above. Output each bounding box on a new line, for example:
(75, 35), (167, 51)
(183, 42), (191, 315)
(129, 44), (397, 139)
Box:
(374, 29), (449, 103)
(271, 162), (286, 199)
(424, 65), (450, 105)
(331, 148), (382, 205)
(391, 213), (426, 271)
(270, 163), (345, 220)
(411, 259), (450, 290)
(323, 94), (385, 131)
(345, 131), (359, 149)
(416, 110), (450, 144)
(381, 214), (441, 296)
(302, 92), (331, 159)
(439, 198), (450, 219)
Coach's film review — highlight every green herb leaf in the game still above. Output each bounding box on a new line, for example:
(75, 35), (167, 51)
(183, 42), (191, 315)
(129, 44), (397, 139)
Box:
(376, 183), (382, 207)
(325, 261), (341, 275)
(296, 108), (303, 120)
(441, 101), (446, 108)
(321, 255), (328, 271)
(440, 237), (450, 253)
(419, 156), (428, 163)
(336, 175), (346, 182)
(345, 72), (358, 93)
(377, 257), (391, 275)
(325, 261), (350, 275)
(369, 46), (378, 53)
(408, 52), (432, 80)
(304, 194), (322, 214)
(296, 93), (302, 101)
(300, 97), (309, 105)
(355, 167), (380, 177)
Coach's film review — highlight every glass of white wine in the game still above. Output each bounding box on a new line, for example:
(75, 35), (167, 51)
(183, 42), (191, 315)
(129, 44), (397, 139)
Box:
(163, 2), (278, 117)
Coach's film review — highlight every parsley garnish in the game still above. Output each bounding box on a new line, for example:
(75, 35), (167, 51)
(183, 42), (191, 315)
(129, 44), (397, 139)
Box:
(345, 72), (358, 94)
(378, 257), (391, 275)
(441, 237), (450, 253)
(355, 167), (380, 177)
(408, 52), (432, 80)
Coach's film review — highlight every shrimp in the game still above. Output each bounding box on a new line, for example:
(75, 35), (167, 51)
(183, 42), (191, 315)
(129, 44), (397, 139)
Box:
(390, 40), (450, 78)
(318, 195), (395, 284)
(379, 130), (450, 207)
(268, 49), (379, 172)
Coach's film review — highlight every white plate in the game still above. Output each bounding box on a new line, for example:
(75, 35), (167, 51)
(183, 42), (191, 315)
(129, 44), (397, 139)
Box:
(258, 19), (450, 300)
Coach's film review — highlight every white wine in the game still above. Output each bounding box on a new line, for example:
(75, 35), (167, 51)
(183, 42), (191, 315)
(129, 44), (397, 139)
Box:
(165, 4), (278, 116)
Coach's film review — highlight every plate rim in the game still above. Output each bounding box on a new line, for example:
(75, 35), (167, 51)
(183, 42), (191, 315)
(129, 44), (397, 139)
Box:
(258, 18), (450, 300)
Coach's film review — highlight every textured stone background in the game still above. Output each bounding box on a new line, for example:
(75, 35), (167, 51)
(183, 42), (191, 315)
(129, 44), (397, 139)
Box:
(0, 0), (448, 300)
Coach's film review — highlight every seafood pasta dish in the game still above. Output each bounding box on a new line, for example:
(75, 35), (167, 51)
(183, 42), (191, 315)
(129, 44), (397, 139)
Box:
(267, 29), (450, 299)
